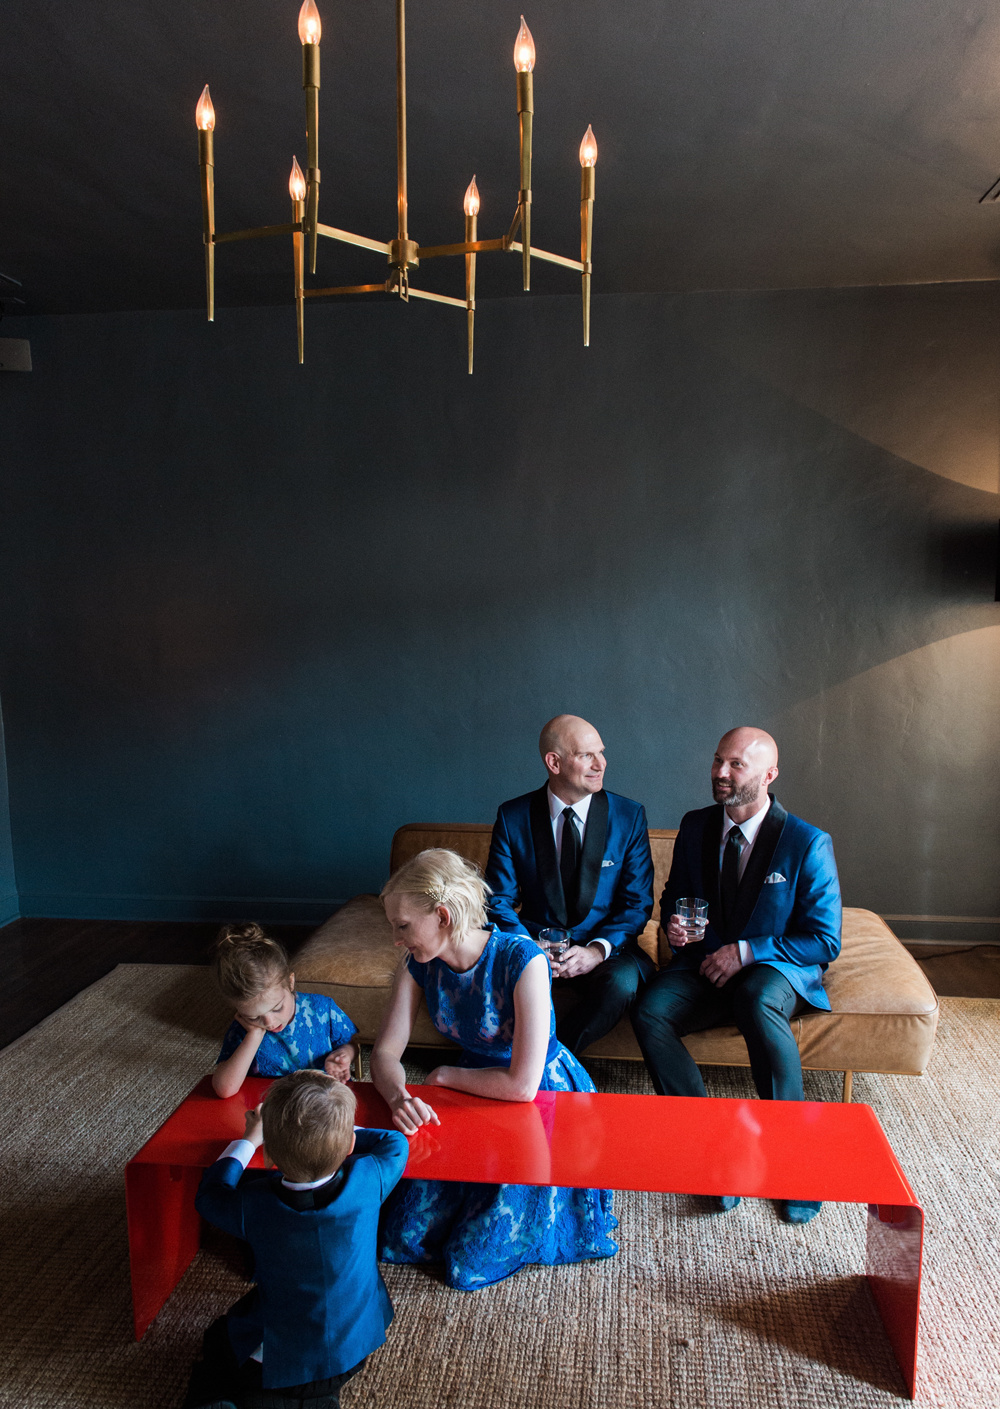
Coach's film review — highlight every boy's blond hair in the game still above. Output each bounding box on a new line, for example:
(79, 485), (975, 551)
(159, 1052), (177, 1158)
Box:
(262, 1070), (357, 1182)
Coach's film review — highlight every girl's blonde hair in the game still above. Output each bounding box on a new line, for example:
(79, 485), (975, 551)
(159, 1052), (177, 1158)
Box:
(211, 922), (291, 1004)
(380, 848), (491, 943)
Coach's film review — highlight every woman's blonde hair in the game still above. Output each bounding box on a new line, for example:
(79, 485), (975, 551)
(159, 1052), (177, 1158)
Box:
(262, 1070), (356, 1182)
(380, 848), (491, 943)
(211, 922), (291, 1004)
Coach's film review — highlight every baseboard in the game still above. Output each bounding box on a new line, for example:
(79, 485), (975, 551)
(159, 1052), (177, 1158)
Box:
(14, 894), (347, 924)
(882, 914), (1000, 944)
(0, 894), (19, 927)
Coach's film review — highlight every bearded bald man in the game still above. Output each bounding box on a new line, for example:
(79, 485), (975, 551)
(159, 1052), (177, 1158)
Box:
(485, 715), (655, 1056)
(630, 727), (842, 1225)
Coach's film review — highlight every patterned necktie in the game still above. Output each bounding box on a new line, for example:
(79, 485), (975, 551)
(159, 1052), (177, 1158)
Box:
(720, 825), (745, 929)
(560, 806), (581, 912)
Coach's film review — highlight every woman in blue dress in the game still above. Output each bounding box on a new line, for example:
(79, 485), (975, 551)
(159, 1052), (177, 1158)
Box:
(372, 848), (618, 1290)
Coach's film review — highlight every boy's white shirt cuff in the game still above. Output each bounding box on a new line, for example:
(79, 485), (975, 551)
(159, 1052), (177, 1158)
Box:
(220, 1138), (256, 1168)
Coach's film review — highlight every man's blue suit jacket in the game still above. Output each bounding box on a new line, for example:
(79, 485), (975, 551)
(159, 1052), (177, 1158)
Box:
(485, 786), (654, 950)
(195, 1127), (408, 1389)
(662, 797), (842, 1011)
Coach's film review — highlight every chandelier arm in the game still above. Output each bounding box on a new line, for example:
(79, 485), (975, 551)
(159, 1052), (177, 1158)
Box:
(417, 238), (507, 260)
(405, 287), (468, 309)
(506, 205), (523, 247)
(507, 241), (584, 273)
(465, 207), (477, 376)
(303, 283), (393, 298)
(197, 128), (215, 322)
(396, 0), (408, 245)
(315, 223), (390, 255)
(292, 196), (305, 363)
(213, 224), (298, 244)
(303, 41), (321, 273)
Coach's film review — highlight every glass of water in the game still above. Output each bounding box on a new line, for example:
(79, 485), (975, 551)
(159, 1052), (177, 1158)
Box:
(538, 928), (572, 969)
(674, 898), (709, 944)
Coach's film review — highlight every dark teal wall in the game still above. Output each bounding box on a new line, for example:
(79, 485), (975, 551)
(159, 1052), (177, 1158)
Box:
(0, 699), (16, 923)
(1, 285), (998, 935)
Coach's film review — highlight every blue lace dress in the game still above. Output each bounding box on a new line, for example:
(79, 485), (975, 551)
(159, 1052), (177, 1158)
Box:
(377, 927), (618, 1289)
(217, 991), (357, 1077)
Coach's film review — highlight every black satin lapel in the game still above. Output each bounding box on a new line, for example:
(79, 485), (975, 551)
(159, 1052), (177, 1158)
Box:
(574, 788), (609, 925)
(530, 786), (567, 927)
(728, 796), (787, 941)
(702, 805), (724, 929)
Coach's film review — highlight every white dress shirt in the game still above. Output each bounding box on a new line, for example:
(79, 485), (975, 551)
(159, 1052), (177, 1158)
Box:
(720, 796), (771, 967)
(545, 787), (611, 959)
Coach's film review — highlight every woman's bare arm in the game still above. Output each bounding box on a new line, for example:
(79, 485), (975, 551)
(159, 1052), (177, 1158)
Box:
(370, 962), (441, 1134)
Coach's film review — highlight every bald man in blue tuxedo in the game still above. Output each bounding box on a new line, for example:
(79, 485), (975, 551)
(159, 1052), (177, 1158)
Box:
(485, 714), (655, 1055)
(631, 726), (841, 1224)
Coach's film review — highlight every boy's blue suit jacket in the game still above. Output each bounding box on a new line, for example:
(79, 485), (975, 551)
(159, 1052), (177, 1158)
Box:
(195, 1127), (408, 1389)
(485, 786), (654, 950)
(662, 797), (841, 1010)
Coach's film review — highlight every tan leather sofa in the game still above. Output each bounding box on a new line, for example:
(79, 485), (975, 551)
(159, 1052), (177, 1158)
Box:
(295, 823), (939, 1101)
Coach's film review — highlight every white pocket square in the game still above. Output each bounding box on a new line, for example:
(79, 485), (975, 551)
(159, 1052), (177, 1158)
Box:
(764, 872), (787, 884)
(601, 859), (616, 868)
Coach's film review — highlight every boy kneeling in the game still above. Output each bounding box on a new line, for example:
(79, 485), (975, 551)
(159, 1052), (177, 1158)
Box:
(185, 1069), (409, 1409)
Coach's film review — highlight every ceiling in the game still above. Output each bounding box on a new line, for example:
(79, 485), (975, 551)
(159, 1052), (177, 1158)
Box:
(7, 0), (1000, 315)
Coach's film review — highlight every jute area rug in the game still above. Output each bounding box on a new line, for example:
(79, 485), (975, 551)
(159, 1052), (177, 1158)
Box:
(0, 967), (997, 1409)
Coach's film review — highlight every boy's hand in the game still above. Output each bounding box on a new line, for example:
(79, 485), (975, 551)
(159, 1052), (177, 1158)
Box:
(243, 1104), (265, 1148)
(324, 1045), (354, 1082)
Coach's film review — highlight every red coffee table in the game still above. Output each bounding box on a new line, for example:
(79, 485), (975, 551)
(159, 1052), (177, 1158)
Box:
(126, 1077), (923, 1397)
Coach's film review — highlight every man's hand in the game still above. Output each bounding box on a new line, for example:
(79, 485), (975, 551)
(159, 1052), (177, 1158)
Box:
(552, 943), (605, 979)
(389, 1091), (441, 1136)
(324, 1045), (354, 1082)
(700, 943), (743, 988)
(243, 1104), (265, 1148)
(665, 914), (698, 948)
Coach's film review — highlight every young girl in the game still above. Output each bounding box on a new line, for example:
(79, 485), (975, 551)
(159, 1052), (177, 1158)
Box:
(211, 923), (359, 1098)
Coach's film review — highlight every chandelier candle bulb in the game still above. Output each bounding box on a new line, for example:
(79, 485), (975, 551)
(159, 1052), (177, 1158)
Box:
(290, 157), (307, 363)
(579, 125), (597, 347)
(514, 16), (535, 292)
(464, 176), (479, 374)
(195, 85), (216, 322)
(299, 0), (322, 274)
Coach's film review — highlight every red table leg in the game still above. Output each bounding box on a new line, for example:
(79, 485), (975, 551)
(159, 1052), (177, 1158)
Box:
(125, 1161), (204, 1339)
(865, 1201), (924, 1399)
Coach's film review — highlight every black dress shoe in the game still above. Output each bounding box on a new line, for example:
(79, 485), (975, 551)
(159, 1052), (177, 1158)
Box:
(779, 1199), (821, 1224)
(710, 1195), (741, 1213)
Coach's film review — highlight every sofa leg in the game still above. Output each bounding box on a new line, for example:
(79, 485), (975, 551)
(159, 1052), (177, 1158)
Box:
(353, 1047), (365, 1082)
(842, 1070), (853, 1103)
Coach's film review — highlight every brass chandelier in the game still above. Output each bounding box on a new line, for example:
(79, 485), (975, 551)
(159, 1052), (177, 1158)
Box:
(195, 2), (597, 372)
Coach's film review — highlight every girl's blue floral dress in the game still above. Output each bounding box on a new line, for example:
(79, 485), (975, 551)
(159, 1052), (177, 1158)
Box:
(216, 991), (357, 1076)
(378, 927), (618, 1289)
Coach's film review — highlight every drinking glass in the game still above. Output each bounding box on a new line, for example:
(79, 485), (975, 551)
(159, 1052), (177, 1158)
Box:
(674, 898), (709, 944)
(538, 928), (572, 968)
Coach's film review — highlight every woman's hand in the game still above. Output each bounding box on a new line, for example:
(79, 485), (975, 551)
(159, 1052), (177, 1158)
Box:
(389, 1091), (441, 1135)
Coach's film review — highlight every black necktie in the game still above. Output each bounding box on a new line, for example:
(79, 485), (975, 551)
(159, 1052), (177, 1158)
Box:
(720, 825), (745, 929)
(560, 806), (581, 912)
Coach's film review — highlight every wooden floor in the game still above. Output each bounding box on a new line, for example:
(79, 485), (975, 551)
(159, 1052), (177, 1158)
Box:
(0, 918), (314, 1051)
(2, 920), (997, 1055)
